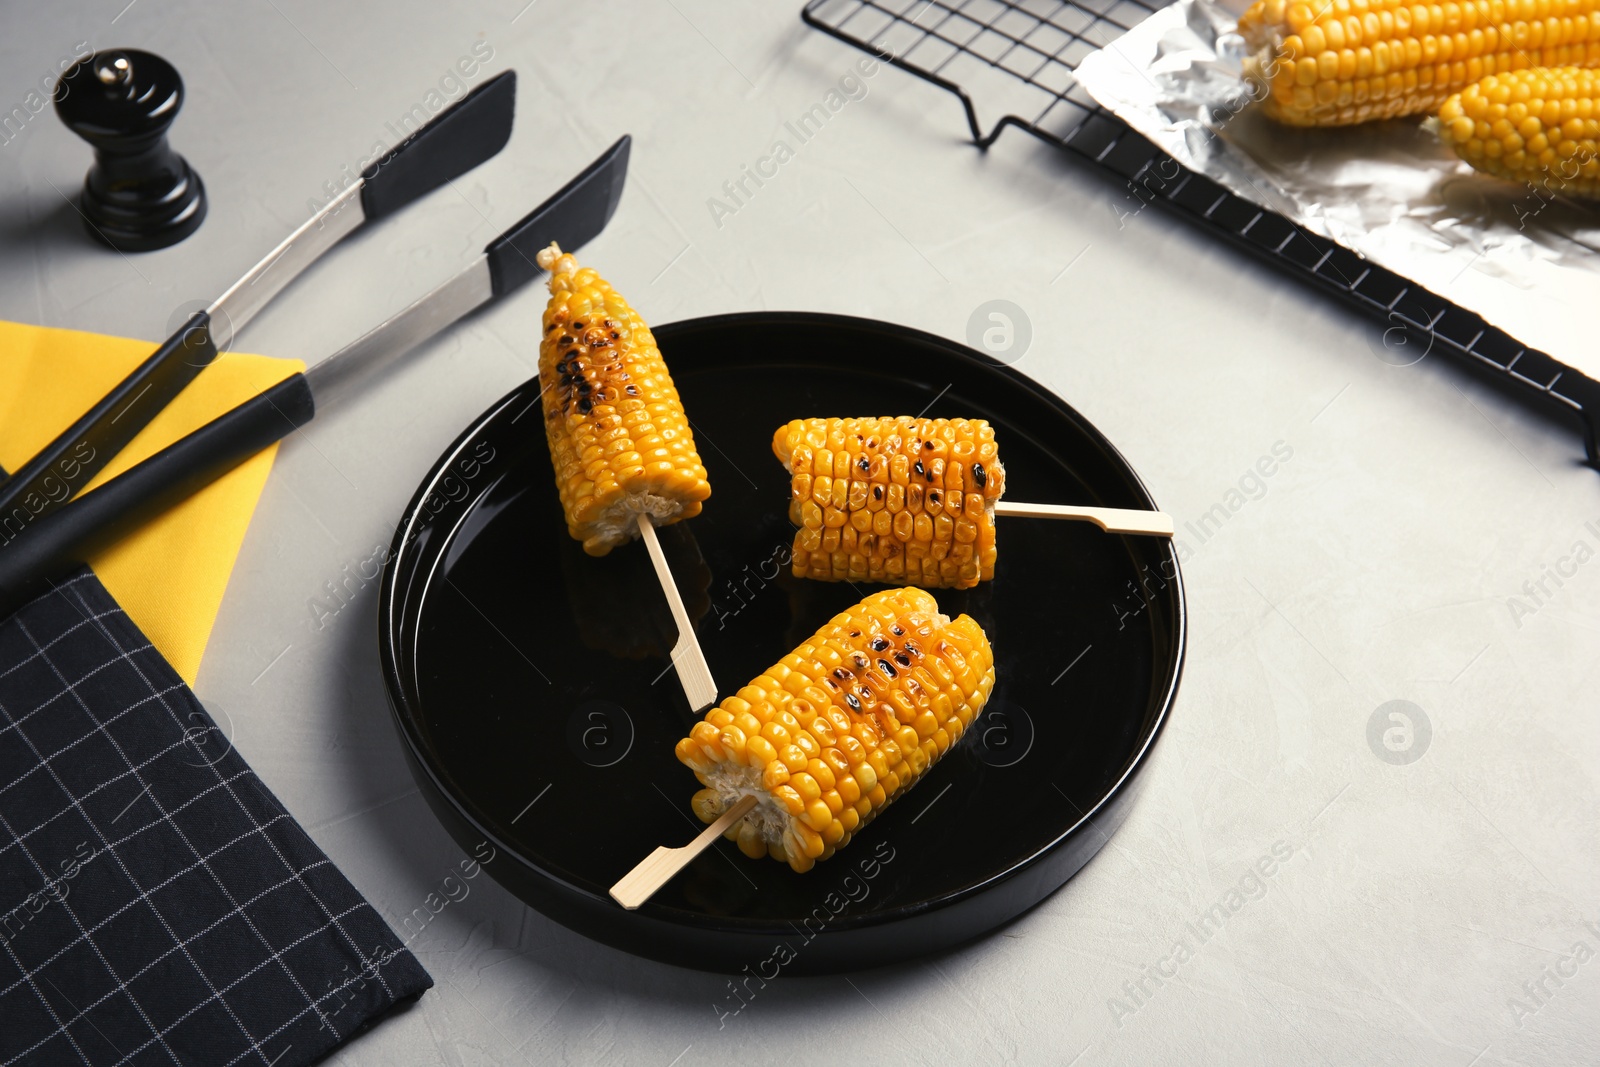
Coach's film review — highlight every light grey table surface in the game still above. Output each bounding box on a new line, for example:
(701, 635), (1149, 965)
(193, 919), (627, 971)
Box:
(3, 2), (1597, 1065)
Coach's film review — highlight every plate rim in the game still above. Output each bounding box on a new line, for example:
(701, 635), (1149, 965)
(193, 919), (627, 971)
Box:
(378, 309), (1185, 940)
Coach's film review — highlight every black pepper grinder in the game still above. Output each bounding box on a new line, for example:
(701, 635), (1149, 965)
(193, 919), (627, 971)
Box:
(54, 49), (206, 252)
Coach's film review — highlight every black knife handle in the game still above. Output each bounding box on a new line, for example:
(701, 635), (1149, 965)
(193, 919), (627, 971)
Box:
(485, 134), (631, 297)
(0, 312), (218, 544)
(360, 71), (517, 222)
(0, 374), (315, 621)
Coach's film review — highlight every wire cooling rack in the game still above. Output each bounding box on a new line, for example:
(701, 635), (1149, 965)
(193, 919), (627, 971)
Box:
(801, 0), (1600, 465)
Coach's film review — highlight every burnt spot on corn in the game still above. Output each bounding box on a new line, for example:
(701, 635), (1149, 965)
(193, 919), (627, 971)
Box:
(869, 636), (890, 652)
(972, 462), (986, 488)
(912, 460), (926, 479)
(858, 457), (870, 472)
(890, 624), (905, 636)
(928, 490), (941, 505)
(674, 587), (994, 872)
(833, 668), (852, 682)
(893, 651), (911, 668)
(851, 652), (869, 671)
(873, 486), (883, 501)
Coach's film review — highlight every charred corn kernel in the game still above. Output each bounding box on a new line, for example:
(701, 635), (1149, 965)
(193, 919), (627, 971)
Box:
(673, 588), (995, 872)
(1437, 67), (1600, 192)
(534, 243), (711, 555)
(1237, 0), (1600, 126)
(772, 417), (1006, 589)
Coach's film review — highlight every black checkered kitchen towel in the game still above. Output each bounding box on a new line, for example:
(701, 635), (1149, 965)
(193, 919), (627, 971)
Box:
(0, 568), (431, 1066)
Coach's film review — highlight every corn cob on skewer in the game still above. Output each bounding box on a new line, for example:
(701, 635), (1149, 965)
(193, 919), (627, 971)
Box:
(1237, 0), (1600, 127)
(673, 587), (995, 872)
(1436, 66), (1600, 192)
(535, 243), (711, 556)
(772, 417), (1006, 590)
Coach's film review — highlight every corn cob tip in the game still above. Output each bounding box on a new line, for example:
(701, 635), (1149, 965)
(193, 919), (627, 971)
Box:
(538, 241), (578, 279)
(1435, 67), (1600, 197)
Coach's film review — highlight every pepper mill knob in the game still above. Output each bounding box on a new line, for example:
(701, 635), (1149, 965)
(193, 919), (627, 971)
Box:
(54, 49), (206, 252)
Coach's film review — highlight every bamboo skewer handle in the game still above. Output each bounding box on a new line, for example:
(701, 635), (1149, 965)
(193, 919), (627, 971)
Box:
(994, 501), (1174, 537)
(610, 793), (759, 909)
(637, 514), (719, 712)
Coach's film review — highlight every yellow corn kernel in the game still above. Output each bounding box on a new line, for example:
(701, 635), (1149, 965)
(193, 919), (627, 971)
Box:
(673, 588), (995, 872)
(1238, 0), (1600, 125)
(772, 417), (1007, 589)
(535, 243), (711, 555)
(1436, 66), (1600, 194)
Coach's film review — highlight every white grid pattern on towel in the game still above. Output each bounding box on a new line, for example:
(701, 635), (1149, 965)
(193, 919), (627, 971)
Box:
(8, 605), (304, 1066)
(60, 588), (398, 1009)
(0, 682), (187, 812)
(0, 574), (410, 1066)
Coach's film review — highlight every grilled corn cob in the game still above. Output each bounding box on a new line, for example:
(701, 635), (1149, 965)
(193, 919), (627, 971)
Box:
(1437, 67), (1600, 192)
(674, 587), (995, 872)
(772, 417), (1006, 590)
(1237, 0), (1600, 127)
(535, 243), (711, 555)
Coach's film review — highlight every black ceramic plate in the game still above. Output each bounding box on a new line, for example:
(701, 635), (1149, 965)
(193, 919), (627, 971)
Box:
(379, 312), (1183, 974)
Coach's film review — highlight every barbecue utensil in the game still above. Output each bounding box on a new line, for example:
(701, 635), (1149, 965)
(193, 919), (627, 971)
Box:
(0, 71), (516, 544)
(0, 135), (632, 622)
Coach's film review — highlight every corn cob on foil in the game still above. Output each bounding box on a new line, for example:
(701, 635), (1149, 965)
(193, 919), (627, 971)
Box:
(1436, 66), (1600, 192)
(674, 588), (995, 872)
(1238, 0), (1600, 127)
(772, 417), (1006, 590)
(535, 244), (711, 555)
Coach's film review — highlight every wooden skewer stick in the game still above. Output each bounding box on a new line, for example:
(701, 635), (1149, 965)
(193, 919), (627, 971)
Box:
(636, 513), (718, 713)
(994, 501), (1174, 537)
(611, 793), (758, 909)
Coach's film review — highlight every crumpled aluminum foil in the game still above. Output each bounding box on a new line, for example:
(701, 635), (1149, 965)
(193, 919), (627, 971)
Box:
(1073, 0), (1600, 377)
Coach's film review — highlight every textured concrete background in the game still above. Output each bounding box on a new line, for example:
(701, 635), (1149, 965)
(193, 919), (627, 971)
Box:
(2, 2), (1596, 1064)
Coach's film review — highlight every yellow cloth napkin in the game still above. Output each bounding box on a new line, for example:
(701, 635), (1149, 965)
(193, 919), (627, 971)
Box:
(0, 320), (303, 685)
